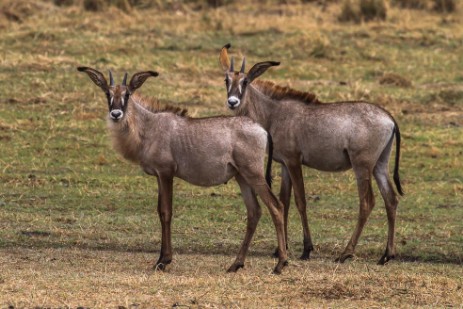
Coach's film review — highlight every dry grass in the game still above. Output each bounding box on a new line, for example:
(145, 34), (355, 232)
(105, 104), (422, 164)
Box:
(0, 1), (462, 307)
(2, 248), (462, 307)
(433, 0), (457, 12)
(339, 0), (387, 22)
(379, 73), (413, 87)
(392, 0), (429, 9)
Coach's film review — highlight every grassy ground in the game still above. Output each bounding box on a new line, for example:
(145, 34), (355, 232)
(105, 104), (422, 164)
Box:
(1, 1), (462, 307)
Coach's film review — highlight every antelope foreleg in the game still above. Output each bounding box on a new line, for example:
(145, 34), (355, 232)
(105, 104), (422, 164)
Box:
(286, 161), (314, 260)
(273, 165), (292, 258)
(154, 175), (174, 271)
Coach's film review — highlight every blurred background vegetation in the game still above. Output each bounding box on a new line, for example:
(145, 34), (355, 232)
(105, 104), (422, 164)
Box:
(0, 0), (458, 24)
(0, 0), (461, 306)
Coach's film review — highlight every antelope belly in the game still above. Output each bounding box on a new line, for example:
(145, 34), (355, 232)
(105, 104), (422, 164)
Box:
(302, 148), (352, 172)
(175, 161), (236, 187)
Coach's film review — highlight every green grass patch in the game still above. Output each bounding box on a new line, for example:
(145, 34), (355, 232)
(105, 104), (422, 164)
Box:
(0, 2), (462, 307)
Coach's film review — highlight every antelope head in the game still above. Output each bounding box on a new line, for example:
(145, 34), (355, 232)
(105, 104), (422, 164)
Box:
(77, 67), (159, 121)
(219, 43), (280, 110)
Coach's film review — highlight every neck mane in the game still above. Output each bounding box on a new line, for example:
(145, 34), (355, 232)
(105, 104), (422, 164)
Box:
(252, 80), (321, 105)
(130, 93), (189, 117)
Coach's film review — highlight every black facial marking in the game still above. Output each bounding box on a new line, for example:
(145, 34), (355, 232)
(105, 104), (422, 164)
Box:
(125, 91), (130, 102)
(106, 93), (113, 111)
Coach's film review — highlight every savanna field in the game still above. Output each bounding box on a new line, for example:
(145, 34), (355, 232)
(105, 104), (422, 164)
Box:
(0, 0), (462, 307)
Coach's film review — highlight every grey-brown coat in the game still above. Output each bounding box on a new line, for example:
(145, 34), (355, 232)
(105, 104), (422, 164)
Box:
(77, 66), (288, 274)
(219, 44), (403, 265)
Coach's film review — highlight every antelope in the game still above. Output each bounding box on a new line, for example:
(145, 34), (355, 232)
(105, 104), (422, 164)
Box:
(77, 66), (288, 274)
(219, 44), (404, 265)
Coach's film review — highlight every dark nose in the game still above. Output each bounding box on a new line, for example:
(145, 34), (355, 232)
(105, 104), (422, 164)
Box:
(228, 97), (239, 107)
(110, 110), (122, 119)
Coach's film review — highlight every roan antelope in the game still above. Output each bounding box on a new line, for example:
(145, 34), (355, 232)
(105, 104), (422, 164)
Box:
(219, 44), (403, 265)
(77, 66), (288, 274)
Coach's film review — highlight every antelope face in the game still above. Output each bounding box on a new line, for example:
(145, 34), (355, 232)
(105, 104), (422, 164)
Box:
(78, 67), (159, 122)
(224, 71), (248, 110)
(106, 71), (129, 122)
(107, 85), (130, 122)
(219, 43), (280, 111)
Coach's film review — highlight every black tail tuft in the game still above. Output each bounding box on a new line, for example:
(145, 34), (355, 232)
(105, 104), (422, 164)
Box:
(265, 132), (274, 188)
(393, 122), (404, 196)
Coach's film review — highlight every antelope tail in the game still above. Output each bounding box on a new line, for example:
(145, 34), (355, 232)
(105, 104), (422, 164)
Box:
(265, 132), (274, 188)
(393, 121), (404, 196)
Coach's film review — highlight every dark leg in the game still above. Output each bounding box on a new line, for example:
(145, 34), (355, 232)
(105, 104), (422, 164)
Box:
(285, 161), (314, 260)
(336, 166), (375, 263)
(374, 163), (399, 265)
(273, 165), (291, 258)
(252, 183), (288, 274)
(234, 159), (287, 274)
(154, 175), (174, 271)
(227, 175), (262, 273)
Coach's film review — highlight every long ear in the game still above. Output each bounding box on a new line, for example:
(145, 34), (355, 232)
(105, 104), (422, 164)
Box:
(128, 71), (159, 92)
(77, 66), (109, 92)
(247, 61), (280, 82)
(219, 43), (231, 72)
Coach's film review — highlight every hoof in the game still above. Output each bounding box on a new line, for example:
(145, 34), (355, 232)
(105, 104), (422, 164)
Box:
(335, 253), (353, 263)
(299, 249), (313, 261)
(227, 263), (244, 273)
(154, 259), (171, 271)
(299, 244), (314, 260)
(299, 252), (311, 260)
(378, 254), (395, 265)
(273, 260), (289, 275)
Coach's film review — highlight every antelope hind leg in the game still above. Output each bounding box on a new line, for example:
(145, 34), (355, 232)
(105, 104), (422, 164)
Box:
(374, 167), (398, 265)
(253, 184), (288, 274)
(336, 167), (375, 263)
(227, 175), (262, 273)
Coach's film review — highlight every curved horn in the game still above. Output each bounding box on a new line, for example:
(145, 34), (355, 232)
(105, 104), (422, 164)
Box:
(230, 57), (235, 72)
(240, 57), (246, 73)
(109, 70), (114, 86)
(122, 72), (128, 86)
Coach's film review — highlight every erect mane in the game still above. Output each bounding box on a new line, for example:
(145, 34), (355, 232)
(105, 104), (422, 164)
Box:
(252, 80), (321, 105)
(131, 93), (188, 117)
